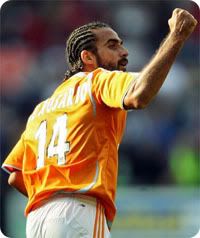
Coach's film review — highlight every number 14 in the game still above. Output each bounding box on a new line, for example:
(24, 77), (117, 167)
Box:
(35, 114), (70, 169)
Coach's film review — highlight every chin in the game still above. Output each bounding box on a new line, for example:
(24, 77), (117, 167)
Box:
(118, 66), (127, 72)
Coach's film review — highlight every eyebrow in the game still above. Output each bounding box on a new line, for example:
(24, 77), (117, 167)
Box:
(105, 38), (123, 45)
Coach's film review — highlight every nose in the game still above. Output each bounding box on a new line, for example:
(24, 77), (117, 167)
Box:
(120, 46), (129, 58)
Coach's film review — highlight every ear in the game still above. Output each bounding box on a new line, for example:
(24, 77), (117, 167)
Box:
(80, 50), (96, 66)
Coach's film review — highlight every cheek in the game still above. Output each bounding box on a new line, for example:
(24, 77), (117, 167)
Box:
(101, 53), (118, 64)
(96, 49), (120, 69)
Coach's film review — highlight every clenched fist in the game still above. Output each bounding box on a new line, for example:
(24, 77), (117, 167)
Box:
(168, 8), (197, 41)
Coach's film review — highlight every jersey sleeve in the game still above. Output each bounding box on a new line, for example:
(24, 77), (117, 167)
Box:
(92, 68), (138, 109)
(1, 133), (25, 174)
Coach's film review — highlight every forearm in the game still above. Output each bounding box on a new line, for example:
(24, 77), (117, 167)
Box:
(125, 32), (184, 109)
(124, 8), (197, 109)
(8, 171), (28, 197)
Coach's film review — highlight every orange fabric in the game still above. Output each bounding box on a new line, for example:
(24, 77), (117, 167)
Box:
(101, 207), (105, 238)
(2, 68), (136, 224)
(93, 202), (100, 238)
(93, 202), (105, 238)
(97, 204), (101, 238)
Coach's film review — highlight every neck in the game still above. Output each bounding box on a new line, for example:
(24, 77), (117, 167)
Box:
(83, 64), (97, 72)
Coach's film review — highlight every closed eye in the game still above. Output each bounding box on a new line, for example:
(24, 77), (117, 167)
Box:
(108, 43), (118, 49)
(106, 39), (123, 48)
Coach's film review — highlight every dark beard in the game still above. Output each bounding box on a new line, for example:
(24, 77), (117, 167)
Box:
(95, 52), (127, 72)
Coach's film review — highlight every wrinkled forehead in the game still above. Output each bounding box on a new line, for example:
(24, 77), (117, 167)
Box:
(92, 27), (122, 47)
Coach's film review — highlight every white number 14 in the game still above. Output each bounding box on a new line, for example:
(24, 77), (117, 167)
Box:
(35, 114), (70, 169)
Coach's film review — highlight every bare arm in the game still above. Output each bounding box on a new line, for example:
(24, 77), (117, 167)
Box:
(124, 8), (197, 109)
(8, 171), (28, 197)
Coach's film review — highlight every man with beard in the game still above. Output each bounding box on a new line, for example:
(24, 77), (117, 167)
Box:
(2, 8), (197, 238)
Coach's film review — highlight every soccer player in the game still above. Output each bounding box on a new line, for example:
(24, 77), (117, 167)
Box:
(2, 8), (197, 238)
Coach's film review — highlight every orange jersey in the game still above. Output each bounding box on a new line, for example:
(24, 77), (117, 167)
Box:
(2, 68), (137, 225)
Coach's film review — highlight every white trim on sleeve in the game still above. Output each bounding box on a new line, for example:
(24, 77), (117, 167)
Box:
(121, 72), (140, 110)
(1, 164), (22, 174)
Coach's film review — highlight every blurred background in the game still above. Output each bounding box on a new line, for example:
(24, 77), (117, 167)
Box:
(0, 0), (199, 237)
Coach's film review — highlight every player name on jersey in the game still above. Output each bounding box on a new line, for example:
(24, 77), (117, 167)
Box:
(29, 81), (90, 121)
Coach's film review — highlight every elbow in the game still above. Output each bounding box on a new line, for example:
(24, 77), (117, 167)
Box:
(8, 172), (16, 186)
(7, 171), (27, 197)
(124, 95), (149, 110)
(8, 171), (18, 187)
(133, 98), (148, 109)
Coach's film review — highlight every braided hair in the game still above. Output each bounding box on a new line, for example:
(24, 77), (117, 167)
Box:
(65, 21), (109, 80)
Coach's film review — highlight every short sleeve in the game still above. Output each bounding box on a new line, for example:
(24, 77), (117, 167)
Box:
(1, 133), (25, 174)
(92, 68), (137, 109)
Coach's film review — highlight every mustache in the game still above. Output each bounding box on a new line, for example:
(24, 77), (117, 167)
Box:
(118, 58), (128, 66)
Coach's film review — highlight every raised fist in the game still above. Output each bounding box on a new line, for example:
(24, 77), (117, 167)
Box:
(168, 8), (197, 41)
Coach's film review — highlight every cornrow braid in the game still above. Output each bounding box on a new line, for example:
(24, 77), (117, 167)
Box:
(64, 21), (109, 80)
